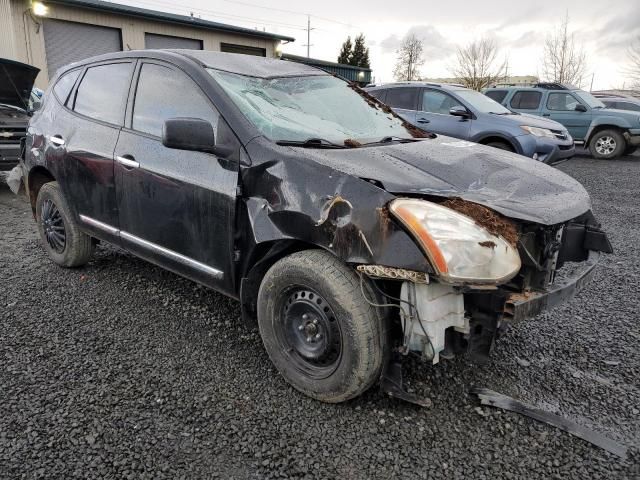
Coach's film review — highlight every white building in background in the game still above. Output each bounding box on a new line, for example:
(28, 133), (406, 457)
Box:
(0, 0), (294, 88)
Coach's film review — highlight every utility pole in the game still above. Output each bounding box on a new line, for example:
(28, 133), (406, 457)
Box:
(303, 15), (314, 58)
(589, 72), (595, 92)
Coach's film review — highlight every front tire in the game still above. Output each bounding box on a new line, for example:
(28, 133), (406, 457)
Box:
(257, 250), (386, 403)
(485, 141), (514, 152)
(36, 182), (94, 267)
(589, 129), (625, 159)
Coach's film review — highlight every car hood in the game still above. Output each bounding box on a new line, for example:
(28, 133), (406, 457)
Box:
(293, 135), (590, 225)
(598, 107), (640, 121)
(0, 58), (39, 111)
(493, 111), (567, 131)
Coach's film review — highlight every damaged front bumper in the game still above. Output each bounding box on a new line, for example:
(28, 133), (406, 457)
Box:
(503, 251), (600, 322)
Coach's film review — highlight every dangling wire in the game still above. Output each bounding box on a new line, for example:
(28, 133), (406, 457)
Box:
(357, 272), (435, 356)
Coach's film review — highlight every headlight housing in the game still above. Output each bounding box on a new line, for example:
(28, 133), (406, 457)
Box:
(389, 199), (521, 284)
(520, 125), (556, 138)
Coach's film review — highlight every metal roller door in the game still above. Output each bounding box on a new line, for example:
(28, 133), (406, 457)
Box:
(145, 33), (203, 50)
(43, 19), (122, 79)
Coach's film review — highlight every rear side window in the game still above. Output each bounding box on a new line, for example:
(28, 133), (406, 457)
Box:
(385, 88), (419, 110)
(510, 91), (541, 110)
(485, 90), (507, 103)
(74, 63), (132, 125)
(421, 89), (463, 114)
(132, 63), (219, 138)
(616, 101), (640, 112)
(52, 69), (80, 105)
(368, 89), (387, 103)
(546, 92), (580, 111)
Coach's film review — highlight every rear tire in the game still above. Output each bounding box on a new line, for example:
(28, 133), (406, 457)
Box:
(36, 182), (94, 267)
(257, 250), (386, 403)
(589, 129), (625, 159)
(485, 141), (514, 152)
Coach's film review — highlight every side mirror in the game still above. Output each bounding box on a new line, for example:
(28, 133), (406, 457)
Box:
(449, 106), (471, 118)
(162, 117), (230, 156)
(574, 104), (588, 112)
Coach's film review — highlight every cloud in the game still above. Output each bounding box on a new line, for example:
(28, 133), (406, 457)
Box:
(380, 25), (456, 61)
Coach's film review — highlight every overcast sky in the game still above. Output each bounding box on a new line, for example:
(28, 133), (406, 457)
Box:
(122, 0), (639, 89)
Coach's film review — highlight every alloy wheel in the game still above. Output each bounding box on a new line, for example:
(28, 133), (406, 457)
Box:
(41, 199), (66, 253)
(595, 136), (617, 156)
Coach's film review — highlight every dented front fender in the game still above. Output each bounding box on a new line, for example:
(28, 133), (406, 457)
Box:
(240, 138), (431, 274)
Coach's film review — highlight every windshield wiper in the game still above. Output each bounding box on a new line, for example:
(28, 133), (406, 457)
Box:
(360, 136), (421, 146)
(276, 137), (347, 149)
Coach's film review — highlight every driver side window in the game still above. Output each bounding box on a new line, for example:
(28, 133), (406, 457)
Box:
(132, 63), (219, 138)
(421, 89), (463, 114)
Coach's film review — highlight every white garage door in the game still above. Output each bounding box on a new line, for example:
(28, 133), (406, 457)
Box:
(43, 19), (122, 79)
(145, 33), (203, 50)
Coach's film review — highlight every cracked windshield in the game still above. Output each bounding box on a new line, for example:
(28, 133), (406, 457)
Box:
(207, 69), (409, 144)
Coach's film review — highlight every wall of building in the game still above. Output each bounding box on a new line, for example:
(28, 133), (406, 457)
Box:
(6, 0), (280, 88)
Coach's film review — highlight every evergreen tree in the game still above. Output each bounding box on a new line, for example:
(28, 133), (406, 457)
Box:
(337, 37), (353, 64)
(350, 34), (370, 68)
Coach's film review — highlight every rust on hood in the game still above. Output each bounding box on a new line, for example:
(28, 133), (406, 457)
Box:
(344, 138), (363, 148)
(442, 197), (519, 246)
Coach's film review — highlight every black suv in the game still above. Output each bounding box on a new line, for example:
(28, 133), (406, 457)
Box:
(24, 50), (612, 404)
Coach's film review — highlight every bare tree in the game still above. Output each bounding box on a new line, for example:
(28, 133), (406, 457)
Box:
(628, 36), (640, 88)
(542, 13), (587, 86)
(393, 34), (424, 81)
(450, 37), (507, 91)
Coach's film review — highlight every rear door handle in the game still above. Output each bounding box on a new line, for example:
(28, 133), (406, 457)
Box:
(49, 135), (65, 146)
(417, 118), (430, 124)
(116, 155), (139, 169)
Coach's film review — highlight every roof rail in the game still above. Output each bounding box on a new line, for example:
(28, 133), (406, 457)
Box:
(535, 82), (571, 90)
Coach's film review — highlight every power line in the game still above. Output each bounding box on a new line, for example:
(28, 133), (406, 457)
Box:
(220, 0), (361, 29)
(115, 0), (310, 31)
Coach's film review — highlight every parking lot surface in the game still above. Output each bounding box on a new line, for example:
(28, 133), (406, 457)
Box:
(1, 152), (639, 479)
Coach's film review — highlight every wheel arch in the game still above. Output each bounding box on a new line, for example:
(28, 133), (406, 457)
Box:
(239, 239), (325, 328)
(585, 124), (627, 145)
(476, 134), (519, 153)
(27, 166), (56, 216)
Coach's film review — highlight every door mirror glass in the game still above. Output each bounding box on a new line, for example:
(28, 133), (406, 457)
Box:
(574, 104), (588, 112)
(162, 117), (216, 152)
(449, 106), (470, 117)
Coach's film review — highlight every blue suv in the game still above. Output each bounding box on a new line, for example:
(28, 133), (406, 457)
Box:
(485, 83), (640, 159)
(364, 82), (574, 163)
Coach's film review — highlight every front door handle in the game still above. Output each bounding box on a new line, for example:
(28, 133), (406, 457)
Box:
(417, 118), (431, 124)
(49, 135), (65, 146)
(542, 113), (551, 117)
(116, 155), (139, 169)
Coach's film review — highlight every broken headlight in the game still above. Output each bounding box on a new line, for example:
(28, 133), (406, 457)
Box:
(389, 199), (521, 284)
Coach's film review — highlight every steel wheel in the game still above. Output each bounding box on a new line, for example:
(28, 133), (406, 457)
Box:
(595, 135), (617, 156)
(41, 199), (66, 253)
(276, 287), (342, 379)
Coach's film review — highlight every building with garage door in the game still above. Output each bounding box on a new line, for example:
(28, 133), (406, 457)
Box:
(0, 0), (294, 88)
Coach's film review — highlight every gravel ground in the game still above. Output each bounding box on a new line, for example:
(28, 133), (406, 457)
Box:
(1, 151), (639, 479)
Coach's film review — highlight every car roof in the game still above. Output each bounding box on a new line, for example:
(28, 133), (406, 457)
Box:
(56, 49), (328, 79)
(365, 82), (467, 91)
(487, 84), (579, 92)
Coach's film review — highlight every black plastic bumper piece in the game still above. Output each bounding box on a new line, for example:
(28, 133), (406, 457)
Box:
(504, 251), (600, 322)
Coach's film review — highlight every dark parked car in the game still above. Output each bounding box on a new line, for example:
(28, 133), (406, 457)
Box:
(23, 50), (612, 404)
(593, 94), (640, 113)
(365, 82), (575, 164)
(1, 58), (39, 171)
(485, 83), (640, 158)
